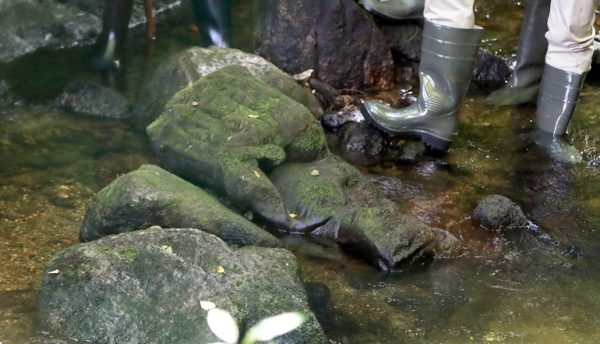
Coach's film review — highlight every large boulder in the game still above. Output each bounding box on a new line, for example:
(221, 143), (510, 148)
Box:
(132, 47), (323, 127)
(38, 228), (327, 343)
(147, 65), (328, 231)
(80, 164), (280, 247)
(253, 0), (394, 90)
(269, 154), (457, 271)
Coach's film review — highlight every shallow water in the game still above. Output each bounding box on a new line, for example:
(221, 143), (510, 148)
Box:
(1, 1), (600, 343)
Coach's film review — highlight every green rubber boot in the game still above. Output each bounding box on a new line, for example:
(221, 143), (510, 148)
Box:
(90, 0), (134, 71)
(359, 0), (424, 20)
(532, 64), (586, 163)
(361, 20), (483, 151)
(486, 0), (550, 106)
(191, 0), (232, 47)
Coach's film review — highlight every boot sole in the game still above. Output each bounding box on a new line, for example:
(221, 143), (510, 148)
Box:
(360, 105), (451, 152)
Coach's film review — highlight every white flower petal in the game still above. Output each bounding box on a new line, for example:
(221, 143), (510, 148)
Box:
(242, 312), (307, 343)
(207, 308), (239, 344)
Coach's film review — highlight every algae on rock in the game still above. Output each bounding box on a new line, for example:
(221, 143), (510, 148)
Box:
(147, 66), (328, 232)
(80, 164), (280, 248)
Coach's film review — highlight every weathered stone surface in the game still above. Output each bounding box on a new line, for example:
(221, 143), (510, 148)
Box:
(0, 0), (180, 63)
(269, 154), (455, 271)
(38, 228), (327, 344)
(133, 47), (323, 127)
(147, 65), (328, 231)
(473, 194), (529, 233)
(56, 82), (130, 119)
(337, 122), (384, 167)
(254, 0), (394, 90)
(80, 164), (280, 247)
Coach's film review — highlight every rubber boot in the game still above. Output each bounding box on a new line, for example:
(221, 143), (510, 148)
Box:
(361, 20), (483, 151)
(487, 0), (551, 106)
(531, 64), (586, 163)
(90, 0), (134, 70)
(360, 0), (425, 20)
(191, 0), (232, 47)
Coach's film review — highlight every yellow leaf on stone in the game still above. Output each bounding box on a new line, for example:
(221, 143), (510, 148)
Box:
(191, 101), (199, 107)
(216, 266), (225, 273)
(248, 114), (260, 119)
(310, 169), (320, 176)
(253, 170), (261, 178)
(288, 213), (298, 219)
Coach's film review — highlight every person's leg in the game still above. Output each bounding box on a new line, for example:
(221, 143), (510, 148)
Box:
(190, 0), (232, 47)
(361, 0), (482, 152)
(90, 0), (135, 70)
(486, 0), (551, 105)
(532, 0), (598, 162)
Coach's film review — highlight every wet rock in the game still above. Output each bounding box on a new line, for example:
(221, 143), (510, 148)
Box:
(56, 82), (130, 119)
(38, 228), (326, 344)
(0, 80), (22, 109)
(133, 47), (322, 127)
(0, 0), (181, 63)
(393, 140), (427, 162)
(473, 49), (512, 92)
(269, 154), (456, 271)
(147, 66), (328, 232)
(473, 194), (529, 233)
(379, 22), (423, 62)
(321, 107), (364, 130)
(80, 164), (279, 247)
(253, 0), (394, 90)
(337, 122), (384, 166)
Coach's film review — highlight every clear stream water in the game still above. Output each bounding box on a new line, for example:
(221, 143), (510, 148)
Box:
(1, 1), (600, 343)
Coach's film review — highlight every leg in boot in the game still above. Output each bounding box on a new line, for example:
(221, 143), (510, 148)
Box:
(532, 0), (599, 163)
(361, 0), (482, 152)
(190, 0), (232, 47)
(487, 0), (551, 106)
(360, 0), (425, 20)
(90, 0), (134, 70)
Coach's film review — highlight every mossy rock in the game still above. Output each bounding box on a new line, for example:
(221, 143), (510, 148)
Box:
(133, 47), (323, 127)
(80, 164), (279, 247)
(270, 154), (457, 271)
(38, 228), (327, 343)
(147, 65), (328, 231)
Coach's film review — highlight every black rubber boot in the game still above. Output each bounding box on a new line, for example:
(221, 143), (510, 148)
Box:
(90, 0), (134, 71)
(360, 0), (425, 20)
(486, 0), (551, 106)
(191, 0), (232, 47)
(361, 20), (483, 152)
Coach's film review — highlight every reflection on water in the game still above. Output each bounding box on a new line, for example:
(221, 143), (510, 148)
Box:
(1, 0), (600, 343)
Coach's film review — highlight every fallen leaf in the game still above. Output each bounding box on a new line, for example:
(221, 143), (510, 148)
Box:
(216, 266), (225, 273)
(48, 269), (60, 274)
(288, 213), (298, 219)
(201, 301), (217, 311)
(310, 169), (320, 176)
(253, 170), (261, 178)
(191, 101), (199, 107)
(247, 114), (260, 119)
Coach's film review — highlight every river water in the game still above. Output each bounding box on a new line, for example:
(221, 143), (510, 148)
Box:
(1, 1), (600, 343)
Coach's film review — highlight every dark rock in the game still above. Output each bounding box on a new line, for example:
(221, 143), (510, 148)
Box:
(56, 82), (130, 119)
(393, 140), (427, 162)
(0, 0), (181, 63)
(147, 65), (328, 232)
(133, 47), (322, 127)
(379, 22), (423, 62)
(80, 164), (280, 247)
(473, 194), (529, 233)
(269, 154), (457, 271)
(337, 122), (384, 166)
(473, 49), (512, 92)
(321, 108), (364, 130)
(254, 0), (394, 90)
(38, 228), (326, 343)
(0, 80), (22, 109)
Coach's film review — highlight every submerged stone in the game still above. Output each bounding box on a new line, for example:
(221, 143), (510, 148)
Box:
(38, 228), (326, 343)
(147, 65), (328, 232)
(56, 81), (130, 119)
(269, 154), (456, 271)
(133, 47), (323, 127)
(473, 194), (529, 233)
(80, 164), (279, 247)
(253, 0), (394, 90)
